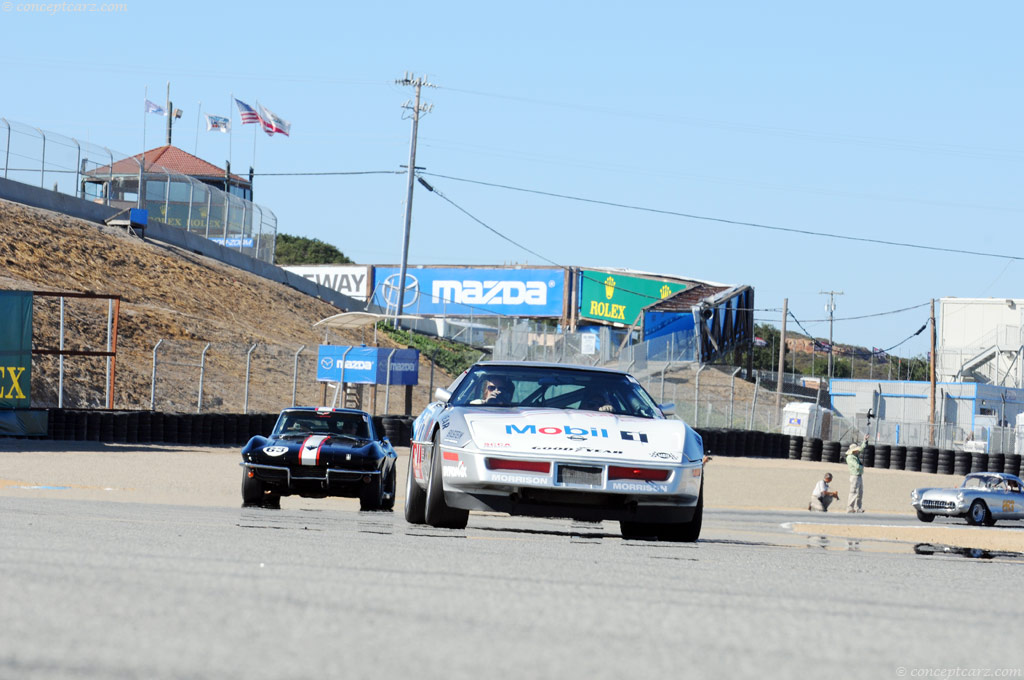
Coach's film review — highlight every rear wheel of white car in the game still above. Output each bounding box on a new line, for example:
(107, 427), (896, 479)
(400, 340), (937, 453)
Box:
(966, 500), (991, 526)
(915, 509), (935, 523)
(404, 447), (426, 524)
(425, 431), (469, 529)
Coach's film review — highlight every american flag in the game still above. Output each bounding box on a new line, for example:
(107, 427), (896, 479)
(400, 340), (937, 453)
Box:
(235, 99), (261, 125)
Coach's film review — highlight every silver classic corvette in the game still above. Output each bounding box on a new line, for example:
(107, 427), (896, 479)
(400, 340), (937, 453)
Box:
(404, 361), (705, 541)
(911, 472), (1024, 526)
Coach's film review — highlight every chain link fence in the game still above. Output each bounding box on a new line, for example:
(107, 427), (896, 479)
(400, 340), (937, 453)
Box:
(0, 117), (277, 263)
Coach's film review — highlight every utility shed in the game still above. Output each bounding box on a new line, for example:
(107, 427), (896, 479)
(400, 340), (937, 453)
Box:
(830, 378), (1024, 452)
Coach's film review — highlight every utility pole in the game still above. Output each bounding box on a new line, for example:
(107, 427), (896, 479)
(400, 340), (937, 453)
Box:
(393, 72), (434, 329)
(774, 298), (788, 430)
(164, 81), (183, 146)
(929, 298), (936, 444)
(820, 290), (843, 382)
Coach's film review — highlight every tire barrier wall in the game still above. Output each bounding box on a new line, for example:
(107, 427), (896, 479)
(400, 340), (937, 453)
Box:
(692, 428), (1003, 477)
(20, 416), (1016, 466)
(28, 410), (420, 448)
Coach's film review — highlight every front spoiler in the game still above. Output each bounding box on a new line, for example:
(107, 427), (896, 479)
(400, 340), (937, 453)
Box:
(241, 462), (380, 489)
(445, 488), (699, 523)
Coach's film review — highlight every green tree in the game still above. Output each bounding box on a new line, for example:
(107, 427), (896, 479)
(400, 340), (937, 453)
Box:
(274, 233), (353, 265)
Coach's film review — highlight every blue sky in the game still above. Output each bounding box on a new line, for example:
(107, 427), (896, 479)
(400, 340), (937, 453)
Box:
(2, 1), (1021, 359)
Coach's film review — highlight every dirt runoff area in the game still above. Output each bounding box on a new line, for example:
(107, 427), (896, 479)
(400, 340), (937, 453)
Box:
(2, 440), (1023, 552)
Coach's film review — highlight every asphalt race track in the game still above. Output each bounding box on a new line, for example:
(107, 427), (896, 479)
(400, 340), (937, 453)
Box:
(3, 492), (1023, 680)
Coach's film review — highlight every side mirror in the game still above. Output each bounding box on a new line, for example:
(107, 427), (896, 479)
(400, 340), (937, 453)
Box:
(435, 387), (452, 403)
(659, 402), (676, 416)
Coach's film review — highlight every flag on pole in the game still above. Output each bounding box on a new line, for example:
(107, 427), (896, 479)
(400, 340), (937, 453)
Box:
(257, 102), (291, 136)
(872, 347), (889, 360)
(145, 99), (167, 116)
(205, 114), (231, 133)
(235, 98), (261, 125)
(753, 336), (768, 348)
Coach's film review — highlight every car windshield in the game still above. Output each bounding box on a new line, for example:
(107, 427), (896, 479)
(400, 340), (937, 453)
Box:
(963, 474), (1001, 490)
(448, 365), (663, 419)
(274, 411), (370, 439)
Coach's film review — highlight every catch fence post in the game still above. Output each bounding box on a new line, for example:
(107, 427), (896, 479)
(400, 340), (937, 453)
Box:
(197, 343), (211, 413)
(244, 344), (257, 414)
(150, 339), (164, 410)
(292, 345), (306, 407)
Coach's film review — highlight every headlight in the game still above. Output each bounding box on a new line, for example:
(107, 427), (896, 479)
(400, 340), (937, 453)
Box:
(911, 490), (919, 501)
(956, 491), (965, 502)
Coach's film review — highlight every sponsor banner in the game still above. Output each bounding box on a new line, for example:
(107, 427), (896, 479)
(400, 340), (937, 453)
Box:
(0, 291), (32, 408)
(371, 266), (564, 317)
(316, 346), (419, 385)
(578, 270), (688, 325)
(463, 411), (684, 463)
(282, 265), (370, 300)
(209, 236), (255, 248)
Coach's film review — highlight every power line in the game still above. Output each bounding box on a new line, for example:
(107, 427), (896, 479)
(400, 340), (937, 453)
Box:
(419, 172), (1024, 262)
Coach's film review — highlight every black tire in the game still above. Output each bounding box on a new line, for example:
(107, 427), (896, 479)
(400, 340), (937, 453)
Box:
(619, 521), (659, 540)
(966, 500), (990, 526)
(424, 431), (469, 529)
(916, 509), (935, 523)
(381, 464), (397, 511)
(241, 467), (279, 508)
(359, 473), (385, 511)
(656, 482), (703, 542)
(404, 443), (427, 524)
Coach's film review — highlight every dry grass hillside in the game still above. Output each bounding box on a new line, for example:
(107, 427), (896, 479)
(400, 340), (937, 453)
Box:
(0, 199), (452, 415)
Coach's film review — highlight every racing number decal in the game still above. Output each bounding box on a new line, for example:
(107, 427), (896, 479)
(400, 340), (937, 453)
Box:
(1003, 500), (1014, 513)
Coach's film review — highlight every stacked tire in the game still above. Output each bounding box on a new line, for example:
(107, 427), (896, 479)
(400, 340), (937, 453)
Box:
(821, 441), (841, 463)
(970, 453), (989, 474)
(873, 444), (890, 469)
(1004, 454), (1022, 477)
(861, 444), (875, 468)
(954, 451), (972, 476)
(801, 437), (822, 462)
(889, 445), (907, 471)
(788, 436), (803, 460)
(937, 449), (955, 475)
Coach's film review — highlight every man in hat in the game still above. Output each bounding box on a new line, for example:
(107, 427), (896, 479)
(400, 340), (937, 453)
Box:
(809, 472), (838, 512)
(846, 438), (866, 513)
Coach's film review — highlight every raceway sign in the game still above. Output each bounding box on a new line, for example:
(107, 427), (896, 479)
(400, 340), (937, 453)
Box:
(371, 266), (564, 317)
(282, 265), (369, 300)
(317, 346), (419, 385)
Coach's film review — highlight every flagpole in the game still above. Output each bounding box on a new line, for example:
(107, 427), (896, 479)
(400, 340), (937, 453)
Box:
(229, 93), (233, 170)
(194, 100), (201, 155)
(143, 86), (147, 154)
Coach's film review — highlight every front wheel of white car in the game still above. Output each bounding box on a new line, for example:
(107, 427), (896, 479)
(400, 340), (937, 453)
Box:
(424, 431), (469, 529)
(915, 509), (935, 523)
(404, 446), (426, 524)
(966, 500), (991, 526)
(620, 482), (703, 543)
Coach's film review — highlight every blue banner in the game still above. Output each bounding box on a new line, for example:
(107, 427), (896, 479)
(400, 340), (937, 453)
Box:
(371, 266), (564, 317)
(317, 346), (419, 385)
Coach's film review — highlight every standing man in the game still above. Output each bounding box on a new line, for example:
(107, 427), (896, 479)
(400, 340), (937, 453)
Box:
(809, 472), (839, 512)
(846, 438), (866, 513)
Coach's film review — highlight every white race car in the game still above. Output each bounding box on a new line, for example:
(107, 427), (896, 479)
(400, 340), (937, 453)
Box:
(405, 361), (705, 541)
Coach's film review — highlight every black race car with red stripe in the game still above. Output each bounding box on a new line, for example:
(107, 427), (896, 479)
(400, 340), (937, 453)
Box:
(240, 407), (398, 510)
